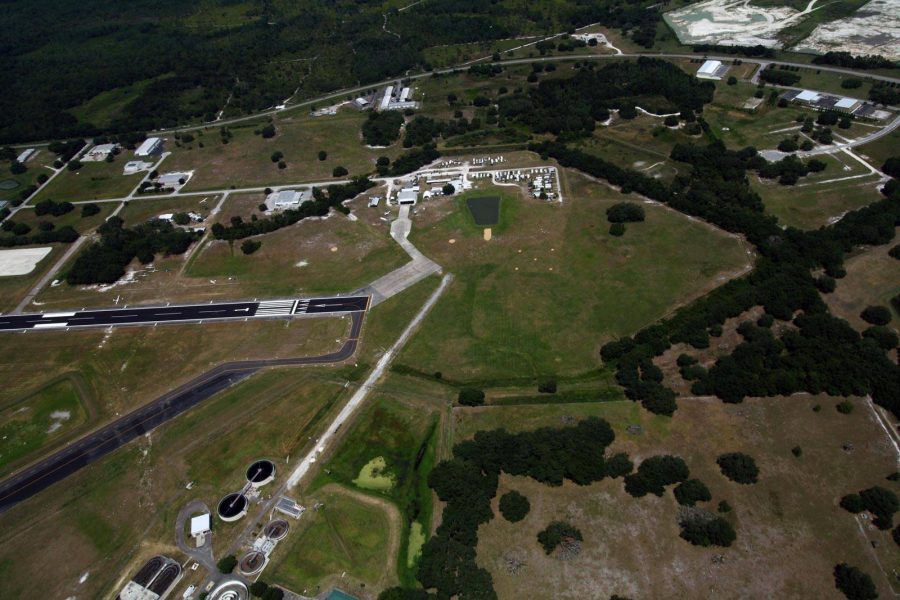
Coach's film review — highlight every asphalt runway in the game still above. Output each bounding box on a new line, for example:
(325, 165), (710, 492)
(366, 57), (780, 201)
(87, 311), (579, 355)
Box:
(0, 311), (364, 513)
(0, 295), (370, 332)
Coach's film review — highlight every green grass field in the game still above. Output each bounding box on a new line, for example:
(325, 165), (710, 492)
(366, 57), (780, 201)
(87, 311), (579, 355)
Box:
(32, 160), (143, 203)
(397, 174), (751, 382)
(0, 377), (87, 476)
(754, 153), (883, 229)
(312, 395), (440, 584)
(164, 109), (406, 191)
(185, 204), (408, 297)
(857, 129), (900, 171)
(13, 200), (117, 233)
(268, 487), (397, 594)
(0, 152), (58, 204)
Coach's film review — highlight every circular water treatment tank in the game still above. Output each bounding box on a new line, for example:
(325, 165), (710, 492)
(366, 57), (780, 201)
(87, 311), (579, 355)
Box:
(209, 580), (248, 600)
(238, 551), (266, 576)
(217, 493), (249, 522)
(246, 459), (275, 487)
(264, 519), (289, 541)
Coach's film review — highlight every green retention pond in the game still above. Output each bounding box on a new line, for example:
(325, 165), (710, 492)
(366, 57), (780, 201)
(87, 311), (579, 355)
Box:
(466, 195), (501, 226)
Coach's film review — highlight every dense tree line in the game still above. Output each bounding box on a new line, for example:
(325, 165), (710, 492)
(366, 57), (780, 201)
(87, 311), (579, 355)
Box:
(211, 177), (374, 241)
(833, 563), (878, 600)
(500, 58), (714, 136)
(841, 486), (899, 530)
(812, 52), (897, 70)
(386, 145), (441, 176)
(692, 44), (775, 58)
(66, 217), (199, 284)
(362, 111), (404, 147)
(0, 225), (79, 248)
(759, 69), (801, 86)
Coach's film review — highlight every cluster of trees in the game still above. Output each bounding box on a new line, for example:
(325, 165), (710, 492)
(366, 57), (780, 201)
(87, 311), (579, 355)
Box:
(678, 513), (736, 547)
(457, 388), (485, 406)
(0, 224), (79, 248)
(759, 69), (801, 86)
(500, 58), (713, 137)
(34, 199), (74, 217)
(606, 202), (645, 223)
(869, 82), (900, 106)
(66, 217), (200, 284)
(384, 144), (441, 176)
(211, 178), (374, 241)
(536, 521), (582, 554)
(673, 479), (712, 507)
(624, 455), (689, 497)
(362, 111), (404, 146)
(833, 563), (878, 600)
(841, 486), (899, 529)
(758, 155), (826, 186)
(380, 418), (621, 599)
(813, 52), (896, 70)
(716, 453), (759, 484)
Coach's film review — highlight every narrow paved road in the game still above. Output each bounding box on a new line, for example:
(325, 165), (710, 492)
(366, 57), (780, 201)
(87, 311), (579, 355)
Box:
(0, 311), (364, 513)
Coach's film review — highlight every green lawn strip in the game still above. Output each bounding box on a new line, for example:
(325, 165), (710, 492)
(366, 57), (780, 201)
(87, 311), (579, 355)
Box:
(32, 161), (143, 203)
(0, 377), (88, 476)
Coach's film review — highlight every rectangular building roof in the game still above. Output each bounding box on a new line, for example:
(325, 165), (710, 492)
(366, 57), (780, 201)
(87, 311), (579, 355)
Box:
(190, 513), (210, 536)
(796, 90), (820, 103)
(16, 148), (35, 163)
(698, 60), (723, 74)
(135, 137), (162, 156)
(835, 97), (858, 109)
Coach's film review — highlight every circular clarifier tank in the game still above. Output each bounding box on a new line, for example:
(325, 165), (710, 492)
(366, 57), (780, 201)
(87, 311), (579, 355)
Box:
(246, 459), (276, 487)
(217, 493), (249, 522)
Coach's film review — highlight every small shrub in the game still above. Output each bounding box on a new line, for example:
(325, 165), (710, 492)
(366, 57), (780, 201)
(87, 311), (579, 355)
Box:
(499, 491), (530, 523)
(791, 446), (802, 457)
(836, 400), (854, 414)
(241, 239), (262, 255)
(717, 452), (759, 484)
(537, 521), (582, 554)
(333, 165), (348, 177)
(679, 516), (735, 547)
(840, 493), (864, 513)
(673, 479), (711, 506)
(318, 150), (327, 161)
(80, 203), (101, 218)
(458, 388), (485, 406)
(860, 305), (891, 326)
(717, 500), (732, 513)
(609, 222), (625, 236)
(538, 378), (557, 394)
(217, 555), (238, 574)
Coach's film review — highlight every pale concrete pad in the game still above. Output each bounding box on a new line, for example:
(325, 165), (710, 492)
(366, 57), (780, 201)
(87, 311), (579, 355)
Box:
(0, 247), (52, 276)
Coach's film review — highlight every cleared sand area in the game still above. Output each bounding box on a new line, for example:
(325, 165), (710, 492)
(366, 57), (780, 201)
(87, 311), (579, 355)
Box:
(0, 247), (52, 276)
(665, 0), (820, 47)
(794, 0), (900, 60)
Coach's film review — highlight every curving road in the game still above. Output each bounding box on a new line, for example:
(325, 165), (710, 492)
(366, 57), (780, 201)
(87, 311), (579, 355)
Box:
(0, 311), (364, 514)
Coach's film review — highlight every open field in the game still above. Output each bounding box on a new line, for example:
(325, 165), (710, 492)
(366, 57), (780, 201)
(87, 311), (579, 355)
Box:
(398, 172), (752, 382)
(13, 199), (117, 233)
(32, 160), (144, 203)
(753, 153), (883, 229)
(0, 316), (348, 475)
(0, 368), (347, 599)
(186, 200), (408, 298)
(825, 228), (900, 330)
(463, 395), (900, 598)
(164, 109), (406, 191)
(311, 395), (440, 584)
(0, 377), (87, 474)
(268, 485), (397, 597)
(857, 128), (900, 170)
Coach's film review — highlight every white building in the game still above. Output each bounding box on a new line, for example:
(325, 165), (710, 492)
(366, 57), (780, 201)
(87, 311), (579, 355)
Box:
(16, 148), (36, 163)
(397, 188), (418, 205)
(124, 160), (153, 174)
(190, 513), (210, 547)
(380, 86), (394, 111)
(266, 189), (312, 211)
(696, 60), (729, 80)
(135, 137), (163, 156)
(84, 143), (118, 161)
(157, 172), (190, 187)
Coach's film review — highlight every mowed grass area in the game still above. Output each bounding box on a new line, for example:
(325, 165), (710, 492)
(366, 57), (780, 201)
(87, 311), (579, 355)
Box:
(398, 173), (751, 382)
(312, 395), (440, 584)
(164, 109), (405, 191)
(0, 377), (87, 476)
(268, 486), (398, 595)
(186, 197), (408, 297)
(0, 368), (348, 600)
(857, 128), (900, 170)
(31, 159), (144, 203)
(825, 228), (900, 332)
(0, 316), (348, 471)
(13, 199), (118, 233)
(461, 396), (900, 599)
(753, 153), (883, 229)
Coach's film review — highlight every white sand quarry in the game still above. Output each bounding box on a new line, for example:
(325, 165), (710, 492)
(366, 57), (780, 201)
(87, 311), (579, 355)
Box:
(0, 247), (52, 276)
(665, 0), (822, 48)
(794, 0), (900, 60)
